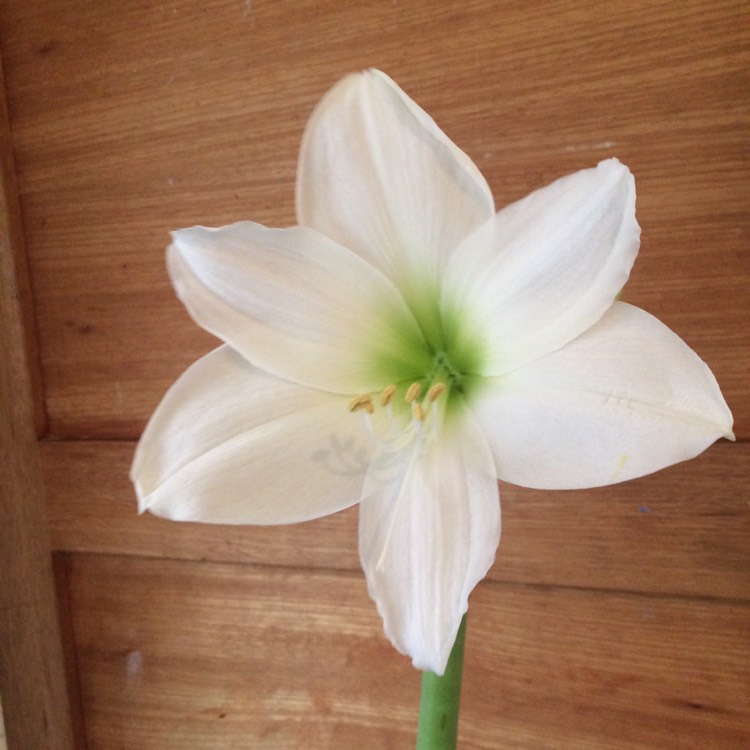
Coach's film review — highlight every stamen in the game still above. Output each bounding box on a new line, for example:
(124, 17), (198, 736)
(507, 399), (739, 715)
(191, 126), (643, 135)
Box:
(358, 410), (377, 441)
(426, 383), (446, 402)
(412, 401), (426, 421)
(380, 384), (397, 406)
(405, 382), (421, 403)
(348, 394), (374, 414)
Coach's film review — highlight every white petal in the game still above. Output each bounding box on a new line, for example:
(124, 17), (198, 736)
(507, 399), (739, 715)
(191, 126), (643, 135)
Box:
(358, 407), (501, 674)
(168, 222), (429, 394)
(296, 69), (494, 287)
(131, 346), (377, 524)
(471, 302), (734, 490)
(444, 159), (640, 375)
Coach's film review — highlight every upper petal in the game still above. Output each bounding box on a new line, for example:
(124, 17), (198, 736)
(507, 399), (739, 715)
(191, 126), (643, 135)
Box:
(168, 222), (430, 394)
(296, 69), (495, 287)
(471, 302), (734, 490)
(358, 407), (501, 674)
(132, 345), (377, 524)
(444, 159), (640, 375)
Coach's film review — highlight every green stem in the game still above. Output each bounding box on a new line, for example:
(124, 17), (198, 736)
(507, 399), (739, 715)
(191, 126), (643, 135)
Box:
(415, 614), (467, 749)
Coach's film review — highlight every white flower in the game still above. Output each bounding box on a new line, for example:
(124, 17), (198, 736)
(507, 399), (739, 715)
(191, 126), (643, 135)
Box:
(131, 70), (734, 675)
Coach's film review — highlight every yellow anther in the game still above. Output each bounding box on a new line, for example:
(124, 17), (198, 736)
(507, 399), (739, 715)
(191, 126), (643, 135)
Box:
(349, 394), (374, 414)
(380, 384), (397, 406)
(427, 383), (446, 402)
(405, 382), (421, 403)
(412, 401), (426, 421)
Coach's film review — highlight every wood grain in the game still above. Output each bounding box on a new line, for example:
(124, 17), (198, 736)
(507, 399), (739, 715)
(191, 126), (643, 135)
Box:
(0, 55), (44, 434)
(42, 439), (749, 601)
(68, 552), (750, 749)
(465, 582), (750, 749)
(0, 0), (746, 439)
(0, 60), (74, 750)
(0, 699), (6, 750)
(1, 1), (748, 747)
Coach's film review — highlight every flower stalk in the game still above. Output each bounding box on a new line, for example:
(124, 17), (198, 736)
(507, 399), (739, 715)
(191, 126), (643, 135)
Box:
(416, 614), (467, 749)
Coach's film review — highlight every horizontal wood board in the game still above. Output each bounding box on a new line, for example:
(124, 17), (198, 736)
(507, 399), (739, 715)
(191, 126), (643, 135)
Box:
(0, 0), (747, 439)
(67, 553), (750, 749)
(42, 439), (749, 601)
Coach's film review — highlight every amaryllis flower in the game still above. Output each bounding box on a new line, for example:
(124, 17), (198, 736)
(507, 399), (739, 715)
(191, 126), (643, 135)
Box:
(131, 70), (733, 674)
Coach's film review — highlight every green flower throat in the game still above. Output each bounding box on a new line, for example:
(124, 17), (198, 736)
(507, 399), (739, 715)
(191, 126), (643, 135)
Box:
(354, 283), (485, 427)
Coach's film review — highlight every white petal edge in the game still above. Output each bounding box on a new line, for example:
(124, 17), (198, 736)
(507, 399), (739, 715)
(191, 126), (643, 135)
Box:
(168, 222), (429, 394)
(358, 406), (501, 674)
(297, 69), (495, 287)
(471, 302), (734, 490)
(132, 345), (377, 524)
(444, 159), (640, 376)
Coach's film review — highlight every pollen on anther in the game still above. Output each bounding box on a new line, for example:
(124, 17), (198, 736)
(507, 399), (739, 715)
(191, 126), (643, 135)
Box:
(412, 401), (425, 421)
(349, 394), (374, 414)
(380, 384), (397, 406)
(427, 383), (446, 402)
(405, 382), (421, 403)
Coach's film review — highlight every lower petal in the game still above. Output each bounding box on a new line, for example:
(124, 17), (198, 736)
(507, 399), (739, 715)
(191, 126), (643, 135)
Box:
(472, 302), (734, 490)
(132, 346), (374, 524)
(358, 407), (501, 674)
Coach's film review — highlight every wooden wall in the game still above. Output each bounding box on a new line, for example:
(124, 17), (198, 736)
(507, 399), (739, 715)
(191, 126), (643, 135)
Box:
(1, 1), (748, 747)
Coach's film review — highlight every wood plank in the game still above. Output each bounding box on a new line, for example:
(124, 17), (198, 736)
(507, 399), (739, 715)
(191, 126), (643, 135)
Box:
(0, 699), (6, 750)
(465, 582), (750, 750)
(42, 439), (749, 601)
(0, 0), (746, 439)
(68, 553), (420, 749)
(68, 552), (750, 749)
(0, 64), (74, 750)
(0, 51), (45, 433)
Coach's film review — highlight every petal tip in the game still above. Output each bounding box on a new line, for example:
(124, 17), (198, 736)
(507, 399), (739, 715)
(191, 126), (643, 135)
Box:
(597, 156), (627, 172)
(722, 426), (736, 442)
(132, 482), (151, 516)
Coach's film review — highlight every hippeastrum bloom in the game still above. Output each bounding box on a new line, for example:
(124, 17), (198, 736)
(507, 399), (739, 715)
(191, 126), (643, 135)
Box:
(131, 70), (734, 674)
